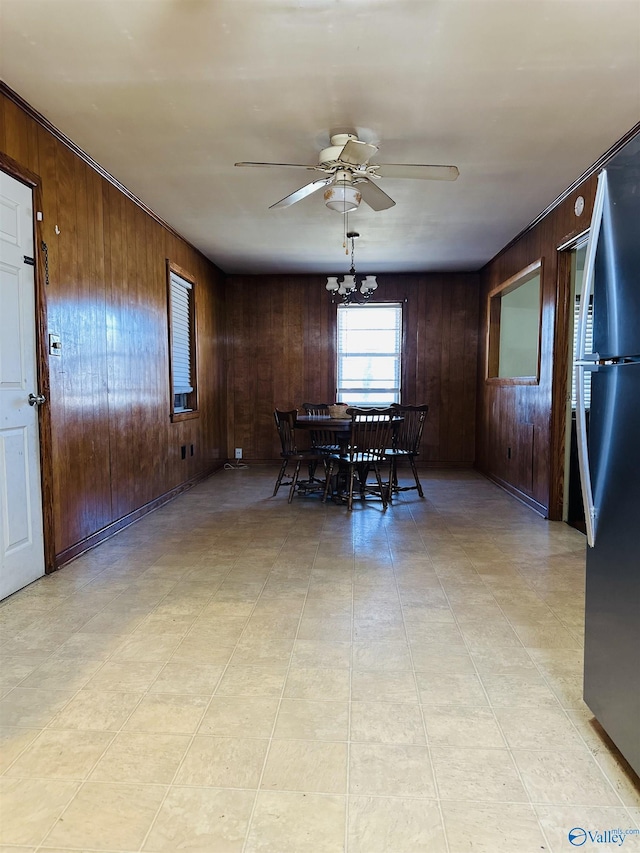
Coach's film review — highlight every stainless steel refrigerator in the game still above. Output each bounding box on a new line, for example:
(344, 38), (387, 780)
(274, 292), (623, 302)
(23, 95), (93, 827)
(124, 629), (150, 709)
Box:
(575, 132), (640, 776)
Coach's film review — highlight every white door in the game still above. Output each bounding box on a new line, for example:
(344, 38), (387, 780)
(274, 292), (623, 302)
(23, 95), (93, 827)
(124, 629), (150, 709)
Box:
(0, 171), (45, 600)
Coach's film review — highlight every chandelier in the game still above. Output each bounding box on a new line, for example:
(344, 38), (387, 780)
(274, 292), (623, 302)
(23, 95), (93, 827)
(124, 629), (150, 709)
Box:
(326, 231), (378, 304)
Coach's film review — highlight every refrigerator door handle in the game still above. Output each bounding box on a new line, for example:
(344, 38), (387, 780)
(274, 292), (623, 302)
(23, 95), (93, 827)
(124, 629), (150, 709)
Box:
(575, 170), (608, 548)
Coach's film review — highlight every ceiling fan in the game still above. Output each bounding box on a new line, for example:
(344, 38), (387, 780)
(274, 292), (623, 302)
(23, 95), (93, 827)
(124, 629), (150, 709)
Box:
(235, 131), (459, 213)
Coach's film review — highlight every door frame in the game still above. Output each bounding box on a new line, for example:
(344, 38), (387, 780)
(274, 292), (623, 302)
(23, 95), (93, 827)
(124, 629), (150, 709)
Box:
(0, 152), (55, 574)
(548, 227), (590, 522)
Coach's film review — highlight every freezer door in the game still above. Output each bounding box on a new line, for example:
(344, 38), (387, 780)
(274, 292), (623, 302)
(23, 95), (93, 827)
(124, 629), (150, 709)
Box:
(584, 360), (640, 775)
(593, 136), (640, 359)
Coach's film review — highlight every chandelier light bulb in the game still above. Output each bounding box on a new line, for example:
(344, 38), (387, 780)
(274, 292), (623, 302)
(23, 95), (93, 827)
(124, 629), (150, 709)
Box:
(326, 276), (340, 292)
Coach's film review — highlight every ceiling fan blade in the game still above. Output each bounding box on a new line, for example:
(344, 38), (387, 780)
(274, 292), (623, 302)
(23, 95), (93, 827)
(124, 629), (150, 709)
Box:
(375, 164), (459, 181)
(357, 178), (396, 211)
(269, 178), (332, 209)
(235, 161), (318, 170)
(338, 139), (378, 166)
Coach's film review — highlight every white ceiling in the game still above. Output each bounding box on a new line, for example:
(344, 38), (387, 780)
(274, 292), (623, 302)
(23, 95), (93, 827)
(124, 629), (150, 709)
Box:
(1, 0), (639, 275)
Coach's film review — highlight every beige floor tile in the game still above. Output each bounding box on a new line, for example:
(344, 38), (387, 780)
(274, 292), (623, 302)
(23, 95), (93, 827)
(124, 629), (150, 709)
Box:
(350, 701), (426, 745)
(348, 795), (447, 853)
(351, 640), (412, 671)
(90, 731), (190, 783)
(291, 639), (351, 669)
(590, 749), (640, 808)
(0, 726), (40, 773)
(176, 735), (269, 788)
(43, 780), (167, 850)
(351, 670), (418, 704)
(535, 805), (638, 851)
(297, 616), (352, 642)
(431, 746), (528, 802)
(135, 612), (198, 634)
(423, 705), (505, 748)
(215, 664), (288, 697)
(123, 693), (209, 733)
(48, 689), (141, 731)
(84, 660), (163, 692)
(273, 699), (349, 741)
(198, 696), (279, 738)
(511, 749), (623, 806)
(0, 777), (79, 846)
(349, 742), (435, 798)
(149, 662), (224, 695)
(0, 657), (38, 687)
(284, 666), (351, 701)
(52, 631), (127, 660)
(352, 619), (405, 642)
(261, 739), (348, 794)
(495, 706), (588, 751)
(143, 786), (255, 852)
(19, 657), (103, 691)
(0, 688), (75, 728)
(167, 635), (236, 666)
(245, 790), (346, 853)
(230, 637), (294, 667)
(241, 614), (301, 640)
(442, 801), (547, 852)
(415, 671), (489, 706)
(110, 632), (182, 662)
(6, 729), (113, 780)
(479, 669), (561, 708)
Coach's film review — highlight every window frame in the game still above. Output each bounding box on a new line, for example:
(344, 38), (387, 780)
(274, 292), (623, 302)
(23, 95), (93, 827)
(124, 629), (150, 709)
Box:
(336, 301), (403, 406)
(167, 260), (199, 422)
(486, 259), (543, 385)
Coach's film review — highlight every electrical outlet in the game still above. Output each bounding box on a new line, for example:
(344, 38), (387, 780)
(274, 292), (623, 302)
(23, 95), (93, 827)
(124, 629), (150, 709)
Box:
(235, 448), (243, 459)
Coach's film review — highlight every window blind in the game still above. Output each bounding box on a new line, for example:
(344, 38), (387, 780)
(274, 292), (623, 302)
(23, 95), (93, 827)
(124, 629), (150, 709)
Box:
(170, 272), (193, 395)
(571, 294), (593, 409)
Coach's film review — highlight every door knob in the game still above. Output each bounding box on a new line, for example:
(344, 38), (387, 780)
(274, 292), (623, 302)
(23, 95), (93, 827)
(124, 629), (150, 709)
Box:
(28, 393), (46, 406)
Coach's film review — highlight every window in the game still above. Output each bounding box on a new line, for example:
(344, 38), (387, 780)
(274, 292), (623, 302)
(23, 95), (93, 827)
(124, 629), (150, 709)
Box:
(487, 260), (542, 383)
(337, 303), (402, 405)
(167, 262), (198, 421)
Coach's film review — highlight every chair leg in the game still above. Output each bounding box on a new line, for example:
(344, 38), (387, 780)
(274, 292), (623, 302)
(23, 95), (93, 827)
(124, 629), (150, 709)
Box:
(322, 460), (334, 503)
(374, 464), (389, 510)
(273, 459), (288, 496)
(386, 459), (394, 506)
(409, 455), (424, 497)
(347, 465), (356, 511)
(288, 460), (302, 503)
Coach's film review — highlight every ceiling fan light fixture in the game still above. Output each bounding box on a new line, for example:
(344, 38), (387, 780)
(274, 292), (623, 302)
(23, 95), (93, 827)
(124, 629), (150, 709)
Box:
(324, 183), (361, 213)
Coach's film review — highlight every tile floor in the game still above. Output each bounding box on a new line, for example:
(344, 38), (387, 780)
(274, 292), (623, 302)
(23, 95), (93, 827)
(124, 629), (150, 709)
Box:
(0, 467), (639, 852)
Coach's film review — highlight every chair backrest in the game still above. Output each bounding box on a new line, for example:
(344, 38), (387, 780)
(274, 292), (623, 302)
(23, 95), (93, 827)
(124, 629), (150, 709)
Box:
(390, 404), (429, 454)
(345, 407), (394, 461)
(274, 409), (298, 456)
(302, 403), (329, 416)
(301, 403), (338, 449)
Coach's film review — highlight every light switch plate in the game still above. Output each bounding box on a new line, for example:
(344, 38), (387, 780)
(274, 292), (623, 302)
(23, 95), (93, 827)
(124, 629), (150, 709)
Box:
(49, 333), (61, 356)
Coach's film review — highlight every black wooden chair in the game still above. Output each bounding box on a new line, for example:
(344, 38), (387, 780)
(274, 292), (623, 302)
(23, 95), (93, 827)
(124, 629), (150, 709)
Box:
(273, 409), (326, 503)
(322, 407), (394, 511)
(302, 402), (340, 455)
(387, 403), (429, 497)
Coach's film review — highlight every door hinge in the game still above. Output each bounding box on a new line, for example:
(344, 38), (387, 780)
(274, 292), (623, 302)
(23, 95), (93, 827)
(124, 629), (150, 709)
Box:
(23, 255), (35, 266)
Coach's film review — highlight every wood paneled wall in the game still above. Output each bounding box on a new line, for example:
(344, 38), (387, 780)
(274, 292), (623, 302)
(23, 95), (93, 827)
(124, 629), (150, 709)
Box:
(0, 90), (227, 566)
(226, 273), (480, 465)
(476, 176), (598, 516)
